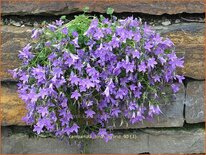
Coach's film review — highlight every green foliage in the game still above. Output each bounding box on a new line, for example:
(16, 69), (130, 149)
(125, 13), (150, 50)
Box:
(106, 7), (114, 15)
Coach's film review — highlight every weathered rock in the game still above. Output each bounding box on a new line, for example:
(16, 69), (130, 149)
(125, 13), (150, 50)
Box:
(161, 20), (171, 26)
(108, 84), (185, 129)
(2, 23), (204, 81)
(147, 126), (205, 154)
(1, 26), (32, 80)
(2, 125), (204, 154)
(156, 23), (205, 80)
(185, 81), (205, 123)
(1, 83), (26, 125)
(2, 1), (204, 16)
(89, 131), (149, 154)
(2, 133), (80, 154)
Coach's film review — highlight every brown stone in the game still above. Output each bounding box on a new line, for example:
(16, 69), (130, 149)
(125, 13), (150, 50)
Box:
(2, 1), (204, 16)
(1, 83), (27, 125)
(1, 26), (32, 80)
(156, 23), (205, 80)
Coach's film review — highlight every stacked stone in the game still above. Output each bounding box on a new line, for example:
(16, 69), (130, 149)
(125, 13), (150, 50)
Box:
(1, 1), (205, 154)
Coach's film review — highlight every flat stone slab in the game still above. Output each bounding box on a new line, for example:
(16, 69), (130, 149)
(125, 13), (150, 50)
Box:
(156, 23), (205, 80)
(185, 81), (205, 123)
(1, 26), (32, 80)
(2, 125), (205, 154)
(2, 1), (204, 16)
(2, 134), (80, 154)
(1, 83), (27, 126)
(146, 126), (205, 154)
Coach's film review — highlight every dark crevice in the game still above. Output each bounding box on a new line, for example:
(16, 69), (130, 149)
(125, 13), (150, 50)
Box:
(183, 103), (186, 125)
(1, 80), (18, 86)
(2, 12), (205, 27)
(184, 77), (205, 83)
(183, 122), (205, 129)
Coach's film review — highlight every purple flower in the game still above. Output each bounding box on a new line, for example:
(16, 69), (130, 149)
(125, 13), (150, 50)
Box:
(61, 27), (68, 35)
(168, 52), (177, 61)
(144, 41), (153, 51)
(45, 41), (51, 47)
(104, 133), (113, 143)
(60, 113), (73, 126)
(148, 104), (162, 118)
(79, 78), (95, 89)
(147, 58), (157, 68)
(85, 109), (96, 118)
(98, 128), (107, 137)
(70, 123), (80, 134)
(132, 50), (140, 59)
(70, 73), (80, 85)
(129, 84), (137, 91)
(171, 57), (184, 68)
(133, 32), (141, 42)
(33, 125), (43, 134)
(70, 53), (79, 61)
(52, 67), (62, 78)
(175, 75), (185, 83)
(138, 62), (147, 72)
(152, 75), (161, 82)
(71, 90), (81, 100)
(123, 61), (135, 73)
(90, 132), (97, 139)
(171, 84), (180, 93)
(31, 29), (40, 39)
(37, 106), (49, 117)
(116, 88), (126, 99)
(104, 86), (110, 97)
(20, 74), (29, 84)
(109, 34), (120, 48)
(134, 89), (142, 98)
(111, 108), (121, 117)
(48, 24), (57, 31)
(19, 44), (33, 59)
(56, 19), (64, 26)
(72, 37), (79, 47)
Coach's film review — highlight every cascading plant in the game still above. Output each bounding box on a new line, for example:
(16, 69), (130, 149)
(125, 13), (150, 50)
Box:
(10, 8), (184, 142)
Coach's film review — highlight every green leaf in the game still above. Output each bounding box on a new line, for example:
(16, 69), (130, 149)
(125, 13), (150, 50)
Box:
(106, 7), (114, 15)
(60, 15), (66, 20)
(83, 6), (89, 13)
(100, 15), (105, 21)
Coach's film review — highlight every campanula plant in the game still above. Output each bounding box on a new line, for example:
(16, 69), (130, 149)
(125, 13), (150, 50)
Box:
(10, 8), (184, 142)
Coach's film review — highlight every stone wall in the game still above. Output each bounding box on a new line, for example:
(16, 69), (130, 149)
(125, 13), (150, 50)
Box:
(1, 1), (205, 154)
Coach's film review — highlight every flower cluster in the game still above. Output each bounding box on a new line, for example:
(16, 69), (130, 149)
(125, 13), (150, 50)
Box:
(11, 13), (184, 142)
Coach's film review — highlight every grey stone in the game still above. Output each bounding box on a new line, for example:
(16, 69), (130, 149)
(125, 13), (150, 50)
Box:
(2, 134), (80, 154)
(2, 126), (204, 154)
(185, 81), (205, 123)
(175, 19), (181, 23)
(162, 20), (171, 26)
(88, 126), (205, 154)
(11, 21), (21, 27)
(2, 1), (204, 16)
(108, 84), (185, 129)
(88, 131), (148, 154)
(147, 127), (205, 154)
